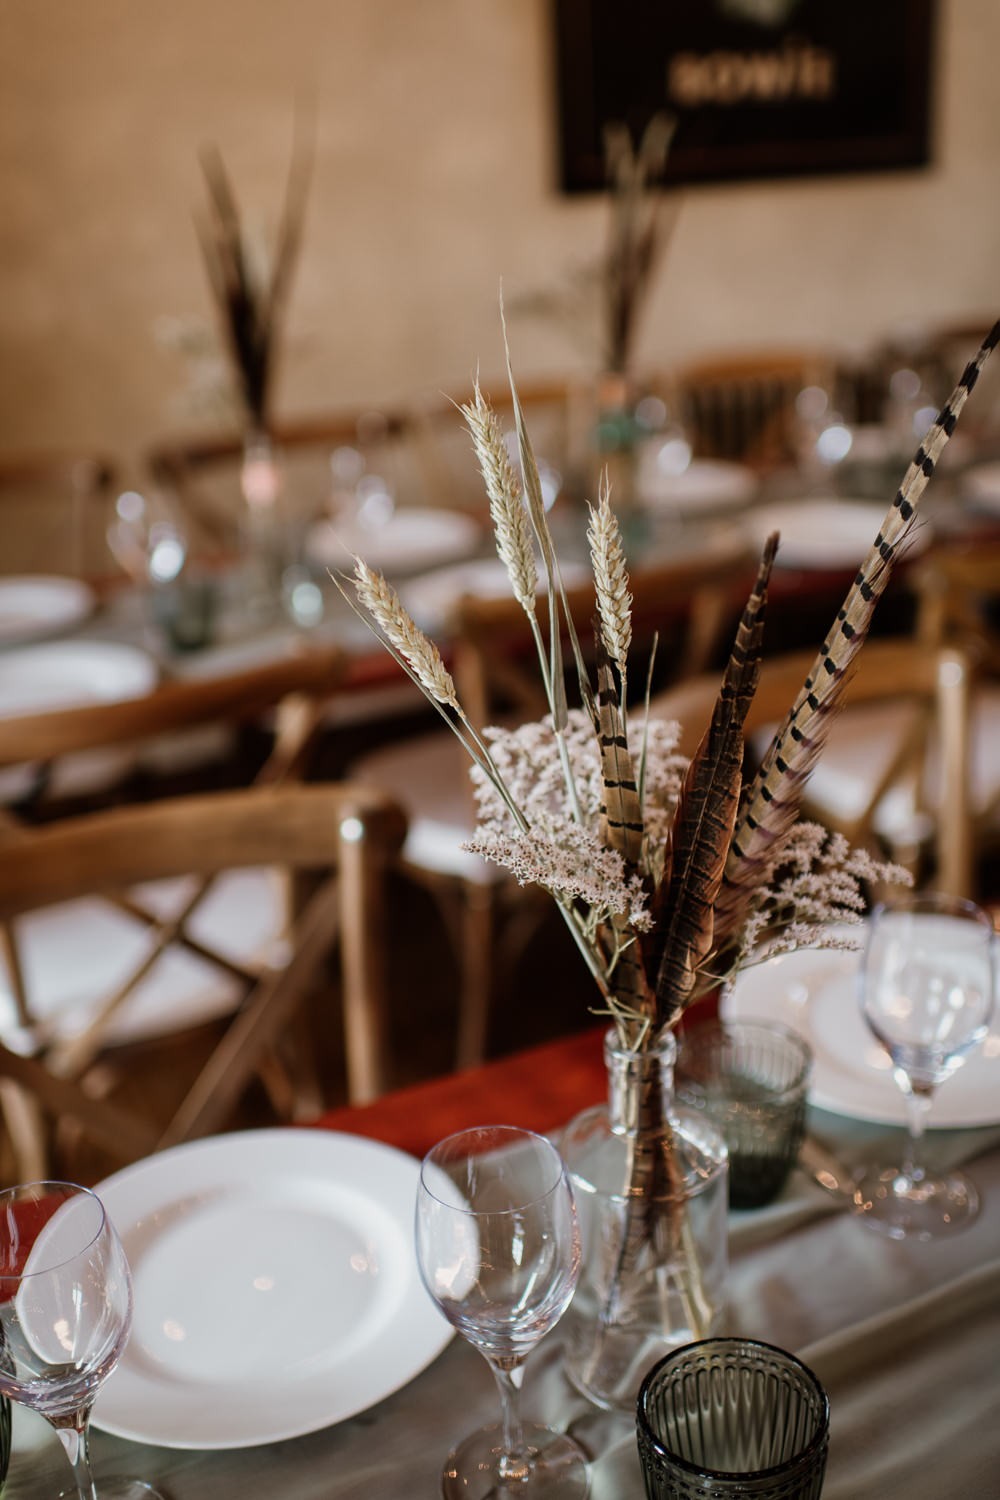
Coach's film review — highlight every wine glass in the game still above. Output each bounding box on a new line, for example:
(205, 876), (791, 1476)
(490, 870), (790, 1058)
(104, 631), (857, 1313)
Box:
(0, 1181), (162, 1499)
(854, 892), (996, 1239)
(416, 1125), (589, 1499)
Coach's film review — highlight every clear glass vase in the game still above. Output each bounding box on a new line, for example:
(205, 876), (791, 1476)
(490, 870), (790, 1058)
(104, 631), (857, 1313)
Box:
(559, 1026), (729, 1410)
(239, 426), (286, 622)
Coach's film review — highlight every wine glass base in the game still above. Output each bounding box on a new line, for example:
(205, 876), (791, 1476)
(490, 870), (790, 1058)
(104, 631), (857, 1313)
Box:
(852, 1164), (979, 1240)
(442, 1421), (590, 1498)
(58, 1481), (166, 1499)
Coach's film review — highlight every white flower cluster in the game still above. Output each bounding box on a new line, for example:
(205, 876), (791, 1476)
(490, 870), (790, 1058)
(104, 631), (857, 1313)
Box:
(463, 709), (686, 925)
(738, 824), (909, 965)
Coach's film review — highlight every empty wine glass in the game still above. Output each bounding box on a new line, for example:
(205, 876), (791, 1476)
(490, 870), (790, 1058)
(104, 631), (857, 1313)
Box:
(416, 1126), (589, 1499)
(854, 893), (996, 1239)
(0, 1181), (162, 1499)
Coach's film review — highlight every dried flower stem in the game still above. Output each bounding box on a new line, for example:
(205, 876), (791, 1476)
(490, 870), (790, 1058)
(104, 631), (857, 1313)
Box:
(588, 470), (632, 702)
(461, 384), (538, 612)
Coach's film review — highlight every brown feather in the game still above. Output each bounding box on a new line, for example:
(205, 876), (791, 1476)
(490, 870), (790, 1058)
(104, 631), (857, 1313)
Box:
(594, 638), (644, 869)
(652, 537), (778, 1023)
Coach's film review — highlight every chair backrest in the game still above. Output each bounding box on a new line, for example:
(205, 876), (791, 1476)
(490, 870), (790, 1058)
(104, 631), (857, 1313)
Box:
(147, 408), (433, 553)
(648, 637), (973, 898)
(0, 643), (345, 1176)
(662, 349), (839, 467)
(450, 540), (759, 730)
(0, 642), (343, 785)
(914, 541), (1000, 676)
(0, 452), (116, 578)
(0, 782), (407, 1179)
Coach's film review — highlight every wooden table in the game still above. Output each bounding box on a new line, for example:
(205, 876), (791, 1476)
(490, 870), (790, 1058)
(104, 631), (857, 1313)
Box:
(5, 1025), (999, 1499)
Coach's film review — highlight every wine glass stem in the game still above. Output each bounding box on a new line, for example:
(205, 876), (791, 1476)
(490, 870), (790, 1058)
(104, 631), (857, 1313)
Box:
(900, 1082), (934, 1184)
(54, 1417), (99, 1500)
(490, 1360), (530, 1482)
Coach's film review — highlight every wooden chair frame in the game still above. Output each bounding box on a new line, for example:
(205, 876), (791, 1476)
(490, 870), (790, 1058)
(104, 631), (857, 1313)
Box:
(0, 645), (348, 1176)
(660, 349), (839, 467)
(650, 638), (973, 898)
(0, 783), (406, 1178)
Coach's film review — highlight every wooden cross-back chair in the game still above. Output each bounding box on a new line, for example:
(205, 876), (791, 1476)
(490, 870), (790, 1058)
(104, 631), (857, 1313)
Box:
(0, 645), (360, 1178)
(0, 783), (406, 1184)
(661, 349), (840, 468)
(352, 538), (758, 1067)
(147, 407), (433, 555)
(0, 451), (116, 578)
(649, 637), (974, 900)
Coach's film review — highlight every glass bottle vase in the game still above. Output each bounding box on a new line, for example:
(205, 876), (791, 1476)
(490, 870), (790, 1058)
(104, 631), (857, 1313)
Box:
(559, 1027), (729, 1410)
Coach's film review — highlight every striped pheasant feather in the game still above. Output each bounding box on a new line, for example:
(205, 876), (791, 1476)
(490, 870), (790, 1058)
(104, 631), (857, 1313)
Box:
(653, 536), (778, 1023)
(713, 319), (1000, 943)
(595, 639), (644, 868)
(591, 638), (656, 1032)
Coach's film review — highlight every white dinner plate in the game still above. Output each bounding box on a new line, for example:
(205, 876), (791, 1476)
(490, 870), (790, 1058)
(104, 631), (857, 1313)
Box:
(637, 458), (759, 515)
(92, 1129), (452, 1449)
(0, 575), (95, 647)
(0, 638), (157, 719)
(751, 498), (933, 570)
(724, 936), (1000, 1127)
(307, 506), (481, 576)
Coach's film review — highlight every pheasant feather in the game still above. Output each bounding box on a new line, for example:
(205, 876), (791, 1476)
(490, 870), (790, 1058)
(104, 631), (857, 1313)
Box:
(714, 320), (1000, 941)
(592, 637), (654, 1035)
(653, 536), (778, 1021)
(594, 639), (644, 869)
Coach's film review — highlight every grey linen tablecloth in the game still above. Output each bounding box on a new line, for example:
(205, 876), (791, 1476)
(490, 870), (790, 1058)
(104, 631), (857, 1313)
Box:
(6, 1117), (1000, 1498)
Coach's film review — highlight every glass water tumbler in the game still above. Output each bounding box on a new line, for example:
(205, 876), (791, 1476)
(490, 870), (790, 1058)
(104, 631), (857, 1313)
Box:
(636, 1337), (830, 1499)
(675, 1020), (812, 1209)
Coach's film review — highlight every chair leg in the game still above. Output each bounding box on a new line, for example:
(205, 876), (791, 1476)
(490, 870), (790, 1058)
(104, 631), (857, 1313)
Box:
(455, 883), (496, 1071)
(0, 1079), (49, 1181)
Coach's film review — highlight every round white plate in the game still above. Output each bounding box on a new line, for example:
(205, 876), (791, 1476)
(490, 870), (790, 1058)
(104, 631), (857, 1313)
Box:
(307, 506), (481, 576)
(92, 1129), (452, 1449)
(751, 498), (932, 570)
(724, 937), (1000, 1127)
(638, 458), (758, 515)
(0, 638), (157, 719)
(0, 575), (95, 647)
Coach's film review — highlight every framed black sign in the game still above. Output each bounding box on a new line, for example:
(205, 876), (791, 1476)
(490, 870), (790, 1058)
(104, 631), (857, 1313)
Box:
(553, 0), (936, 192)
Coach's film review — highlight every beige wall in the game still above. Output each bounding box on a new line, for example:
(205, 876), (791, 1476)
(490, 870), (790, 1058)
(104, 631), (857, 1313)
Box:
(1, 0), (998, 479)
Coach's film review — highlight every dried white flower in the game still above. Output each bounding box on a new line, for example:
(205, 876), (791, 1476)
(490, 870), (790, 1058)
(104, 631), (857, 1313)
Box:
(464, 823), (652, 929)
(733, 823), (912, 968)
(470, 709), (684, 883)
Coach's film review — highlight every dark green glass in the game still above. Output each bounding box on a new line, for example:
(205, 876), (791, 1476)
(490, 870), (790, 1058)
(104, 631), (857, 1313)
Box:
(0, 1391), (10, 1493)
